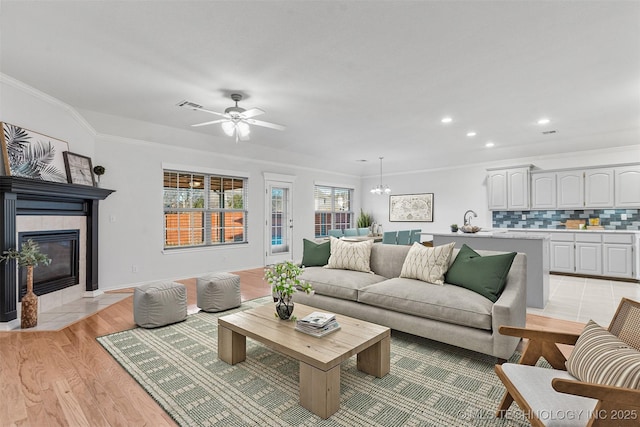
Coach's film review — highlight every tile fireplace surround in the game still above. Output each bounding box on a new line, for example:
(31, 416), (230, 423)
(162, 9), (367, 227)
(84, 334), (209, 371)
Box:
(0, 176), (114, 329)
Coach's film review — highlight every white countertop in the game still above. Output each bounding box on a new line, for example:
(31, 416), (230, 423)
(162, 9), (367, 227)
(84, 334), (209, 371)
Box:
(428, 230), (549, 240)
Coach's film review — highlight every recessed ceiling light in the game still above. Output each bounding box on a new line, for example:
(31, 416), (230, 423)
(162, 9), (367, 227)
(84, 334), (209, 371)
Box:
(441, 117), (453, 124)
(485, 141), (495, 148)
(537, 118), (550, 125)
(466, 131), (477, 137)
(356, 159), (367, 162)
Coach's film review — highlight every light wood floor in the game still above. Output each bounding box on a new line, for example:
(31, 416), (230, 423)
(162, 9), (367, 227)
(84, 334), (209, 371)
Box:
(0, 268), (583, 426)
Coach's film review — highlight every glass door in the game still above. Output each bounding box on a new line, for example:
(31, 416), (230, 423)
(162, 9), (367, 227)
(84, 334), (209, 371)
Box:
(265, 181), (293, 265)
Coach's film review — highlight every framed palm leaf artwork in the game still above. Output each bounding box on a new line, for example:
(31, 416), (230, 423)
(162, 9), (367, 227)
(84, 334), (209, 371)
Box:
(0, 122), (69, 183)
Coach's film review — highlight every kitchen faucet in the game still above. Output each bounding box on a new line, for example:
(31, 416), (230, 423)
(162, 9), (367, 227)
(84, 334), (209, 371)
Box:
(463, 210), (477, 226)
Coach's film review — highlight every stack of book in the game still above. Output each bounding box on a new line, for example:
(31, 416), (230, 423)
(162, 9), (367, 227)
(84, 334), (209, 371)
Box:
(295, 311), (341, 337)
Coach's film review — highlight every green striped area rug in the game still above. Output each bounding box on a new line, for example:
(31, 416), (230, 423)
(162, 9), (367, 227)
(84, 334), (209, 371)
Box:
(98, 297), (529, 426)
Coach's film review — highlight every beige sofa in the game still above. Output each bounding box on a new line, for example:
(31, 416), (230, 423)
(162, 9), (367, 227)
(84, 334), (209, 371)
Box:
(293, 243), (527, 359)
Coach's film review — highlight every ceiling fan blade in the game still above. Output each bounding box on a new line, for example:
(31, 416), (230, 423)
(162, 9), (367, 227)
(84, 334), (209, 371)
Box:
(191, 119), (228, 127)
(244, 118), (286, 131)
(241, 108), (265, 118)
(191, 106), (229, 117)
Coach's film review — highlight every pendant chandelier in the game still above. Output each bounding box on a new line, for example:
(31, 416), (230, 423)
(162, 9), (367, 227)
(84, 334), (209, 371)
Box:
(371, 157), (391, 195)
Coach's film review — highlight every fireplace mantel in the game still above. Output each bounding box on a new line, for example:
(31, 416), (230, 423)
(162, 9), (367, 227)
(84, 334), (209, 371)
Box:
(0, 176), (114, 322)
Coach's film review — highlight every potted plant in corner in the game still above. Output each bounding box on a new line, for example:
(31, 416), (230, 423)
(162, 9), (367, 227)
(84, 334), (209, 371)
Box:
(264, 261), (313, 320)
(1, 239), (51, 328)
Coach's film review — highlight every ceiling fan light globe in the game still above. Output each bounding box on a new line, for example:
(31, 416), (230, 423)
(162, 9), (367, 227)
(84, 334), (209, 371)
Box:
(221, 121), (235, 136)
(238, 122), (251, 137)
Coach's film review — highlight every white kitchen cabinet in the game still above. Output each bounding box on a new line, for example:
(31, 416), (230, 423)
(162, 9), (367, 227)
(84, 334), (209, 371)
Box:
(615, 165), (640, 207)
(556, 170), (584, 209)
(487, 166), (530, 211)
(550, 241), (574, 273)
(531, 172), (556, 209)
(584, 168), (614, 208)
(487, 170), (507, 210)
(603, 234), (634, 278)
(575, 233), (602, 275)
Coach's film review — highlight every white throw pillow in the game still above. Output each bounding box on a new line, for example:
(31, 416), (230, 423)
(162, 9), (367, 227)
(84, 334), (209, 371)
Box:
(325, 237), (373, 273)
(399, 242), (455, 285)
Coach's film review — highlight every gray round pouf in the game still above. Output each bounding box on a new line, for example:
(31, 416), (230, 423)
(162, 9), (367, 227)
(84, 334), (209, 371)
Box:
(197, 272), (241, 312)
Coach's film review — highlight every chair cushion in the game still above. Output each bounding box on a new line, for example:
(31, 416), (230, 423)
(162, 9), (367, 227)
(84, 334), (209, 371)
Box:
(325, 236), (373, 273)
(358, 277), (494, 330)
(566, 320), (640, 389)
(301, 238), (330, 267)
(299, 266), (386, 301)
(501, 363), (597, 427)
(444, 244), (516, 302)
(399, 242), (455, 285)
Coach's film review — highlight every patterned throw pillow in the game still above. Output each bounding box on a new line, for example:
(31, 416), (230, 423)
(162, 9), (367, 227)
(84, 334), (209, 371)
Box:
(399, 242), (455, 285)
(566, 320), (640, 389)
(325, 237), (373, 273)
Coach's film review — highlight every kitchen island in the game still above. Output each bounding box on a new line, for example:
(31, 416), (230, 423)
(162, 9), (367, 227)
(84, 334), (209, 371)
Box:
(429, 231), (550, 308)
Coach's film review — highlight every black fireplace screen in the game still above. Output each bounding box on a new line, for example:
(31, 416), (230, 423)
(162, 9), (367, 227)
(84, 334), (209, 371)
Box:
(18, 230), (80, 299)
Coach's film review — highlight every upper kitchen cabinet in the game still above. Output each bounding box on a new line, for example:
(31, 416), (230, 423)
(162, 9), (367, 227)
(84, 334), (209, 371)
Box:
(487, 166), (531, 211)
(615, 165), (640, 207)
(556, 170), (584, 209)
(584, 168), (614, 208)
(531, 172), (556, 209)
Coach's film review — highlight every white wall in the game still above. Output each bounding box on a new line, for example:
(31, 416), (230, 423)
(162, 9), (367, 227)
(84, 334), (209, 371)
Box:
(361, 146), (640, 235)
(1, 76), (361, 290)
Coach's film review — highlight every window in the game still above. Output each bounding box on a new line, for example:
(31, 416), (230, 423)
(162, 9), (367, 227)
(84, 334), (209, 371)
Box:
(163, 170), (248, 249)
(314, 185), (353, 237)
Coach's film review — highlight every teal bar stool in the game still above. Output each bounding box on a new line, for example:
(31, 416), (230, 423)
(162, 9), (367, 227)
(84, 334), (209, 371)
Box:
(382, 231), (397, 244)
(396, 230), (411, 245)
(343, 228), (358, 236)
(328, 229), (343, 238)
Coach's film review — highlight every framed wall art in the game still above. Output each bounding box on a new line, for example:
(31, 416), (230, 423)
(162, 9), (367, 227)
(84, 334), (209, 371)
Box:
(63, 151), (96, 186)
(0, 122), (69, 182)
(389, 193), (434, 222)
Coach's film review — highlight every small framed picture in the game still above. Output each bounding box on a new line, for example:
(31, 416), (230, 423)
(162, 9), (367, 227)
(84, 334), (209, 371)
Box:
(63, 152), (96, 186)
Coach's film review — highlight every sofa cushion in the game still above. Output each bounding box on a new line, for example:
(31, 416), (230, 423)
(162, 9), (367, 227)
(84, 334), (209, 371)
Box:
(370, 243), (412, 278)
(299, 266), (387, 301)
(301, 238), (330, 267)
(399, 242), (455, 285)
(325, 236), (373, 273)
(358, 277), (494, 330)
(445, 244), (516, 302)
(566, 320), (640, 389)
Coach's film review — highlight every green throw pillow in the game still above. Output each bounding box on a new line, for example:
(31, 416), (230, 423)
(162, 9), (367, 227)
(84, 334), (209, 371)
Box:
(445, 244), (516, 302)
(301, 239), (331, 267)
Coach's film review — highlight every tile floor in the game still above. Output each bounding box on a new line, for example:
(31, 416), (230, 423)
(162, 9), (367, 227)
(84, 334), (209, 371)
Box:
(14, 292), (132, 331)
(527, 275), (640, 328)
(10, 274), (640, 331)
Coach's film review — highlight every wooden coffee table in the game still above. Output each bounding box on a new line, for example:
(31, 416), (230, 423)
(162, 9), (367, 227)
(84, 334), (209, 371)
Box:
(218, 303), (390, 419)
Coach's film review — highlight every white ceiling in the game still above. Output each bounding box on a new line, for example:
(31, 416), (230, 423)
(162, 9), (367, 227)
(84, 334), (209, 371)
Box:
(1, 1), (639, 176)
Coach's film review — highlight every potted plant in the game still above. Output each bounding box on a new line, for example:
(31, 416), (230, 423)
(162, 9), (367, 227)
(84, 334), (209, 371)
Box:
(93, 165), (105, 185)
(264, 261), (313, 320)
(357, 209), (374, 229)
(450, 224), (459, 232)
(1, 239), (51, 328)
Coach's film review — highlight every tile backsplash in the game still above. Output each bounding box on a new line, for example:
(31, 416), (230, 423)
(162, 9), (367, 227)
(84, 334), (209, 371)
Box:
(492, 209), (639, 230)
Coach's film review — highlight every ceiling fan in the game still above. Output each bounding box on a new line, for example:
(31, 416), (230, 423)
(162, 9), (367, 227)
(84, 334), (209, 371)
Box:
(179, 94), (286, 143)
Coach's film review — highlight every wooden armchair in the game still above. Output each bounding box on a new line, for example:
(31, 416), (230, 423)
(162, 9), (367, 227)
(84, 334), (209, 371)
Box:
(494, 297), (640, 427)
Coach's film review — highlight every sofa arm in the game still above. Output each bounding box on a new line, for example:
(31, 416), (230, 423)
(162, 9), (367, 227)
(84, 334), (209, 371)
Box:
(492, 253), (527, 331)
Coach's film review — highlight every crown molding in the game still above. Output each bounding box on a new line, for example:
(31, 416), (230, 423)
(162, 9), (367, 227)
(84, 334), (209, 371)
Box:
(0, 73), (96, 136)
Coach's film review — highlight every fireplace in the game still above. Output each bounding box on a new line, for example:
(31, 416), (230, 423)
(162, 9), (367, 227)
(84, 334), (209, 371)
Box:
(0, 176), (114, 324)
(18, 230), (80, 299)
